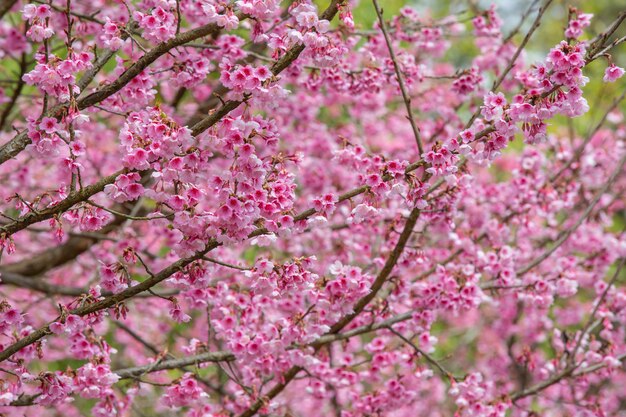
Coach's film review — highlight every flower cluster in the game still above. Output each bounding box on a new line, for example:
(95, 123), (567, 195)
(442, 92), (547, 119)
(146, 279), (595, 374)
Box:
(565, 8), (592, 39)
(22, 3), (54, 41)
(23, 51), (93, 101)
(104, 173), (145, 202)
(220, 64), (273, 94)
(119, 107), (194, 169)
(133, 3), (177, 43)
(449, 373), (507, 417)
(99, 18), (124, 51)
(162, 373), (208, 408)
(604, 64), (625, 83)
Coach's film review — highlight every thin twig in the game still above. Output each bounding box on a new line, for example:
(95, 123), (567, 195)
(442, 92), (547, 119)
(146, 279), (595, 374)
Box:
(551, 89), (626, 182)
(387, 326), (461, 381)
(569, 257), (626, 363)
(372, 0), (424, 154)
(516, 151), (626, 276)
(466, 0), (555, 127)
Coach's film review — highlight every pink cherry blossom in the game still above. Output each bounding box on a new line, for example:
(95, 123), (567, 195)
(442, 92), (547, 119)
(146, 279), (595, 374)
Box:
(604, 64), (625, 83)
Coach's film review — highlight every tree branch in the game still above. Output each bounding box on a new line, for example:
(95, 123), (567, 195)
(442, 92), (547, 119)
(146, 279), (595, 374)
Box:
(516, 151), (626, 276)
(0, 0), (17, 20)
(372, 0), (424, 154)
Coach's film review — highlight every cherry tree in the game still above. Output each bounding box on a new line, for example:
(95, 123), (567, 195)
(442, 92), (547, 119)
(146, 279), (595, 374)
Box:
(1, 0), (626, 416)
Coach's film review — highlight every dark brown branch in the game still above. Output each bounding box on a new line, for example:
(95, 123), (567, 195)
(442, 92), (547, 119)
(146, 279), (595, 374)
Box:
(1, 215), (126, 276)
(0, 0), (345, 243)
(8, 308), (418, 406)
(0, 52), (26, 131)
(8, 349), (235, 406)
(0, 270), (178, 298)
(0, 0), (17, 20)
(493, 0), (554, 92)
(0, 93), (492, 243)
(114, 351), (236, 379)
(0, 16), (244, 165)
(76, 15), (244, 111)
(0, 239), (219, 362)
(327, 207), (421, 334)
(502, 0), (541, 44)
(0, 169), (125, 237)
(587, 11), (626, 60)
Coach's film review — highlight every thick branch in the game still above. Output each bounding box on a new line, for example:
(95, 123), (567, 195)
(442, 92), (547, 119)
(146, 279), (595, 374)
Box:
(0, 270), (178, 298)
(1, 215), (125, 276)
(0, 170), (124, 237)
(327, 207), (421, 334)
(0, 240), (219, 362)
(114, 351), (236, 378)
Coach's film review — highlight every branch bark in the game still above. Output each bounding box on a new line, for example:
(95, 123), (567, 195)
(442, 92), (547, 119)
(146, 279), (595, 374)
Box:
(0, 0), (17, 20)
